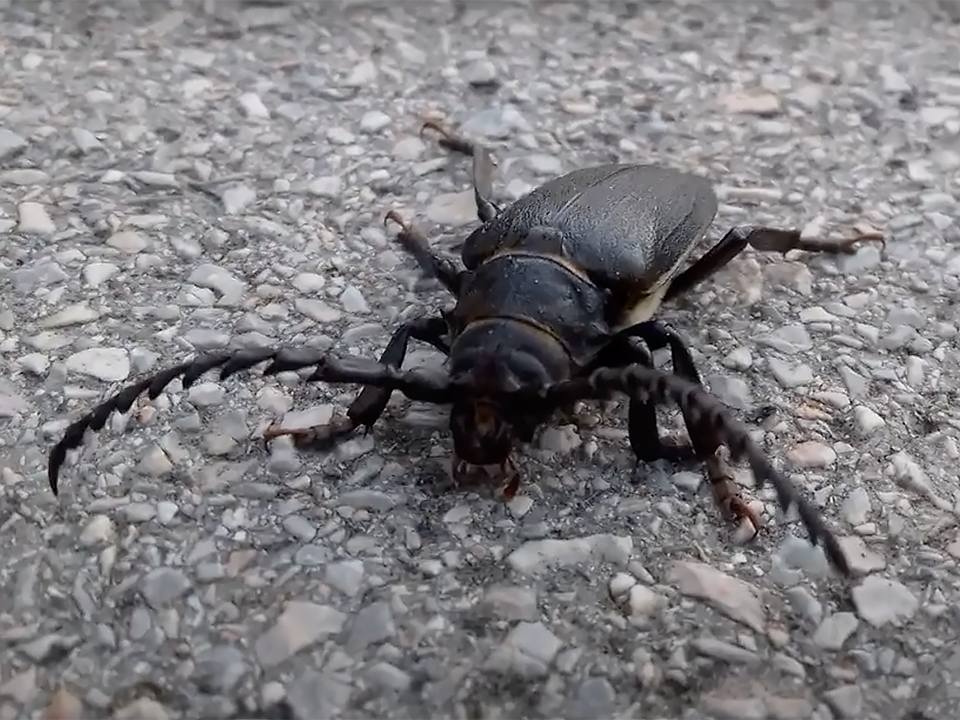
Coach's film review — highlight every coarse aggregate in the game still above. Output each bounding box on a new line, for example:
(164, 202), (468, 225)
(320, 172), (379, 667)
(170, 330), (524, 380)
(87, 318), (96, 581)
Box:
(2, 0), (960, 718)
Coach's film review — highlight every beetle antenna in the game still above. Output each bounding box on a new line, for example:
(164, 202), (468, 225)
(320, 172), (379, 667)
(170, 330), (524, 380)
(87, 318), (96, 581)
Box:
(541, 364), (851, 577)
(46, 347), (455, 497)
(46, 348), (296, 496)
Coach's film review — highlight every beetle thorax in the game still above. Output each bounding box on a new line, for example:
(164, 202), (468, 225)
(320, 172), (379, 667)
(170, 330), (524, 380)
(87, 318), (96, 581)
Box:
(449, 317), (571, 395)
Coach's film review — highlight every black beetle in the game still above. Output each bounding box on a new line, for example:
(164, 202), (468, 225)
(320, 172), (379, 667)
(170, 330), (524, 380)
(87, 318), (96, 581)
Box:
(48, 120), (882, 577)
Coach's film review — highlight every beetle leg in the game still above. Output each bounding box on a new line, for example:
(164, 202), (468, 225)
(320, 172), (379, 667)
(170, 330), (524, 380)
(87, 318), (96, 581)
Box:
(616, 321), (716, 456)
(421, 119), (475, 156)
(585, 336), (698, 465)
(421, 120), (500, 223)
(706, 453), (762, 543)
(264, 316), (452, 450)
(538, 365), (851, 577)
(499, 456), (521, 499)
(600, 321), (712, 459)
(664, 225), (886, 302)
(384, 210), (464, 295)
(449, 456), (521, 500)
(615, 320), (764, 537)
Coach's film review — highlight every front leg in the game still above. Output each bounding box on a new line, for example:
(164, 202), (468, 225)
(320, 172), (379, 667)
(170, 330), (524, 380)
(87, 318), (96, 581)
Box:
(586, 336), (698, 466)
(421, 120), (500, 223)
(264, 315), (451, 450)
(539, 365), (851, 577)
(590, 323), (762, 537)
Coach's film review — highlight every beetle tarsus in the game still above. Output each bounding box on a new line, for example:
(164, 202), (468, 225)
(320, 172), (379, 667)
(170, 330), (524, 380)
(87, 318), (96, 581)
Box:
(422, 119), (500, 223)
(665, 225), (886, 302)
(421, 119), (475, 156)
(787, 229), (885, 256)
(263, 415), (359, 451)
(706, 453), (762, 541)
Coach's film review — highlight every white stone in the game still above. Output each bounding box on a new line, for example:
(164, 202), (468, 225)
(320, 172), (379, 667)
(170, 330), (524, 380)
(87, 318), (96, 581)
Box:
(65, 348), (131, 382)
(854, 405), (886, 434)
(238, 92), (270, 119)
(608, 572), (637, 601)
(17, 202), (56, 235)
(79, 514), (116, 546)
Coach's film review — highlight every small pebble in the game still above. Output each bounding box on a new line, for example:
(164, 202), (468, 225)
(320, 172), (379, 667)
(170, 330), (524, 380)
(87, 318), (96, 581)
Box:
(17, 202), (56, 235)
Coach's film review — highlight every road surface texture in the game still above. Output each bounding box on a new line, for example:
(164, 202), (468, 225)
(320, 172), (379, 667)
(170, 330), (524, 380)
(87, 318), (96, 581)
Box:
(2, 0), (960, 718)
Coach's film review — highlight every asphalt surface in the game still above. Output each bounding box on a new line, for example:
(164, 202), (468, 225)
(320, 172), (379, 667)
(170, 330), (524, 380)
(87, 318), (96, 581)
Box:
(2, 1), (960, 718)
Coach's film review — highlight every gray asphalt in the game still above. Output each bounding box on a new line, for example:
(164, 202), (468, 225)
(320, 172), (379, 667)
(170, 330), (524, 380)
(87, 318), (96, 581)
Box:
(2, 1), (960, 718)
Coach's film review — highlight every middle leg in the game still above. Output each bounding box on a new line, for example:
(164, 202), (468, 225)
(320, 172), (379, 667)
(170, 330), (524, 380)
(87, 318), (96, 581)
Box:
(384, 210), (464, 295)
(601, 321), (761, 533)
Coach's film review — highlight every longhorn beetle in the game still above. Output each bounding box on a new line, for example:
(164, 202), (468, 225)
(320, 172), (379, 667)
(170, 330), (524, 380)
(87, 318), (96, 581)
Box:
(48, 119), (883, 577)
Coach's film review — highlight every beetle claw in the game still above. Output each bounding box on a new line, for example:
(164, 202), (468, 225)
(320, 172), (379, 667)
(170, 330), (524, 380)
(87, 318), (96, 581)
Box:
(420, 119), (451, 140)
(262, 417), (358, 451)
(384, 209), (407, 230)
(706, 453), (763, 542)
(420, 119), (475, 156)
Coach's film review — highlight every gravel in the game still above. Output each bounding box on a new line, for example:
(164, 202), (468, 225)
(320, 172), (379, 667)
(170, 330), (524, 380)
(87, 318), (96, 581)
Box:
(2, 0), (960, 718)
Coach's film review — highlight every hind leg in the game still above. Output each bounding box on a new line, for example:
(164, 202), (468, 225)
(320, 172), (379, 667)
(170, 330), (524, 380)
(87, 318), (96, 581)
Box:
(665, 224), (885, 302)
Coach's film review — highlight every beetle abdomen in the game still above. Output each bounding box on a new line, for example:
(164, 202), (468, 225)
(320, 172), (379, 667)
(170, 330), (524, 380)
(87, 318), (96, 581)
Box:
(452, 252), (610, 363)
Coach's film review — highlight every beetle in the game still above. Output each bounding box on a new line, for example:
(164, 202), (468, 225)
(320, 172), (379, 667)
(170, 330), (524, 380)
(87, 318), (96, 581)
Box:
(47, 119), (883, 577)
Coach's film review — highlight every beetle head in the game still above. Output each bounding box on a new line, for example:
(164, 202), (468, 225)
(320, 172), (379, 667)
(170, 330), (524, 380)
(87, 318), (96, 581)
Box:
(447, 318), (571, 467)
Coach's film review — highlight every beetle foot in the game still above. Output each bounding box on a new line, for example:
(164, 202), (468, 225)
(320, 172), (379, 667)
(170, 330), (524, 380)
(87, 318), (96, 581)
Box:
(555, 402), (601, 430)
(385, 209), (431, 250)
(793, 227), (886, 256)
(262, 417), (358, 451)
(383, 209), (409, 232)
(420, 119), (475, 156)
(384, 209), (425, 256)
(706, 453), (762, 543)
(498, 457), (522, 500)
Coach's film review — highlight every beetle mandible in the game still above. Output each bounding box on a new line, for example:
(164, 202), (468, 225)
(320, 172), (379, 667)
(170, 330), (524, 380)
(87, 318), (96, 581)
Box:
(47, 120), (883, 577)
